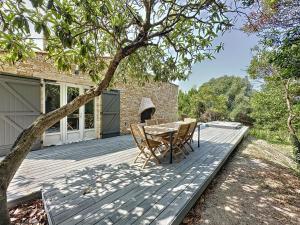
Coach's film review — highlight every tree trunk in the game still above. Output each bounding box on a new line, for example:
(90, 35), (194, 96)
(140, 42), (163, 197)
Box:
(0, 188), (9, 225)
(283, 79), (300, 163)
(0, 45), (142, 223)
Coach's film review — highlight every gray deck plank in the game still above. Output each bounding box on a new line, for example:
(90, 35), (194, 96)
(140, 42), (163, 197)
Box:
(8, 128), (218, 202)
(79, 145), (215, 225)
(46, 129), (222, 205)
(59, 129), (236, 225)
(131, 130), (241, 225)
(109, 129), (236, 225)
(6, 125), (248, 225)
(45, 129), (225, 220)
(150, 127), (248, 225)
(8, 129), (214, 194)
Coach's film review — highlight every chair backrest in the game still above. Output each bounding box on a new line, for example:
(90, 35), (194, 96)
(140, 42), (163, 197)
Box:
(184, 118), (197, 122)
(157, 118), (167, 124)
(173, 123), (190, 144)
(130, 123), (152, 149)
(186, 121), (197, 141)
(145, 119), (158, 126)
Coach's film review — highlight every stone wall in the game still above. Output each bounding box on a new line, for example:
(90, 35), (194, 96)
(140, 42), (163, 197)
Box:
(0, 52), (94, 86)
(0, 52), (178, 137)
(116, 81), (178, 133)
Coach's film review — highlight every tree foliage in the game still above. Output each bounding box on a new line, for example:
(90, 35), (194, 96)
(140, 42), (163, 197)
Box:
(0, 0), (233, 83)
(250, 80), (289, 142)
(178, 76), (252, 123)
(245, 0), (300, 162)
(248, 45), (300, 162)
(243, 0), (300, 35)
(0, 1), (239, 224)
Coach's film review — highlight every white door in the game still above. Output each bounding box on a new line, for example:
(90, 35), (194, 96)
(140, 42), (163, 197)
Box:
(43, 83), (96, 146)
(43, 83), (63, 146)
(64, 85), (82, 143)
(83, 88), (96, 140)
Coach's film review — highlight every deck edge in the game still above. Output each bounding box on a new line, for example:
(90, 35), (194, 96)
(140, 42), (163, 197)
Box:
(170, 126), (249, 225)
(42, 190), (54, 225)
(7, 190), (41, 209)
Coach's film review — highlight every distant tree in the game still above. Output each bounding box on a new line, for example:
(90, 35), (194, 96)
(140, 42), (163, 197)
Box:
(250, 80), (290, 142)
(193, 100), (206, 119)
(0, 0), (236, 223)
(244, 0), (300, 162)
(197, 85), (228, 121)
(178, 76), (253, 123)
(178, 89), (191, 118)
(248, 39), (300, 162)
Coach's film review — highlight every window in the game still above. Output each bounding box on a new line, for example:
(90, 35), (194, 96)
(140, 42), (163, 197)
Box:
(45, 84), (60, 133)
(67, 87), (79, 131)
(85, 90), (95, 129)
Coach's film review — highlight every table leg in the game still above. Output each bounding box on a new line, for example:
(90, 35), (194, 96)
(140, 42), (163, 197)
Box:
(169, 132), (173, 164)
(198, 125), (200, 148)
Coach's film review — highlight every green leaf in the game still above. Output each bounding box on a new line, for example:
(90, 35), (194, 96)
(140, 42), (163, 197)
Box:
(23, 18), (30, 34)
(47, 0), (53, 9)
(42, 24), (50, 39)
(29, 0), (43, 8)
(34, 22), (43, 34)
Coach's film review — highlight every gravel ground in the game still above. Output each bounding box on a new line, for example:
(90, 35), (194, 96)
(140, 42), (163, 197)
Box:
(182, 136), (300, 225)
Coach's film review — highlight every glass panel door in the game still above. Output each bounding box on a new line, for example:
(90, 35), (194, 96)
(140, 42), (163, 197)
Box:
(45, 84), (60, 133)
(83, 90), (96, 140)
(44, 83), (63, 146)
(44, 84), (96, 145)
(67, 87), (79, 131)
(84, 89), (95, 129)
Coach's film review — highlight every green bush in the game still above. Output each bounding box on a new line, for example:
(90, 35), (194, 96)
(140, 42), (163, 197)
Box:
(250, 128), (291, 145)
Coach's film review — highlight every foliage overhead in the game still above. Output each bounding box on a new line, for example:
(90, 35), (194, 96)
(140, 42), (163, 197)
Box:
(243, 0), (300, 36)
(0, 0), (235, 83)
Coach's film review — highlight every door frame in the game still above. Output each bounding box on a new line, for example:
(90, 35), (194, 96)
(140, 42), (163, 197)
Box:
(43, 81), (96, 146)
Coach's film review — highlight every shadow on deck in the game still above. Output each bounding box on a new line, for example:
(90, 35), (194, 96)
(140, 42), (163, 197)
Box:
(7, 126), (248, 225)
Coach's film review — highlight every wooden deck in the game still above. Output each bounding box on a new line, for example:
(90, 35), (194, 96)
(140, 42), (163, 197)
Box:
(6, 125), (248, 225)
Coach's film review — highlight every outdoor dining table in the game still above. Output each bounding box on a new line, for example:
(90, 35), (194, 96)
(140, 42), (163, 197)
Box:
(144, 121), (202, 164)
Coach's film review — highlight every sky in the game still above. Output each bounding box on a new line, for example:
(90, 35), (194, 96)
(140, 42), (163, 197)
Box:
(177, 26), (259, 92)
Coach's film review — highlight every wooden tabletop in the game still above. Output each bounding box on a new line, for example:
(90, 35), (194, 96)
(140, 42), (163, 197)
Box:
(127, 121), (202, 136)
(144, 121), (187, 136)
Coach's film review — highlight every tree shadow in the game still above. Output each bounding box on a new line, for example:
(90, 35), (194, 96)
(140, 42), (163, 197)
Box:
(7, 126), (248, 225)
(27, 135), (136, 161)
(39, 129), (243, 225)
(182, 138), (300, 225)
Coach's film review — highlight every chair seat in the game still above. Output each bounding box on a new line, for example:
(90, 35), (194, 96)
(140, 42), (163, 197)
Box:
(141, 139), (162, 148)
(160, 134), (180, 145)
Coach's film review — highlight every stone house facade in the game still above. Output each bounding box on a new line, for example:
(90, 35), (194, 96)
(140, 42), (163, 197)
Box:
(0, 52), (178, 155)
